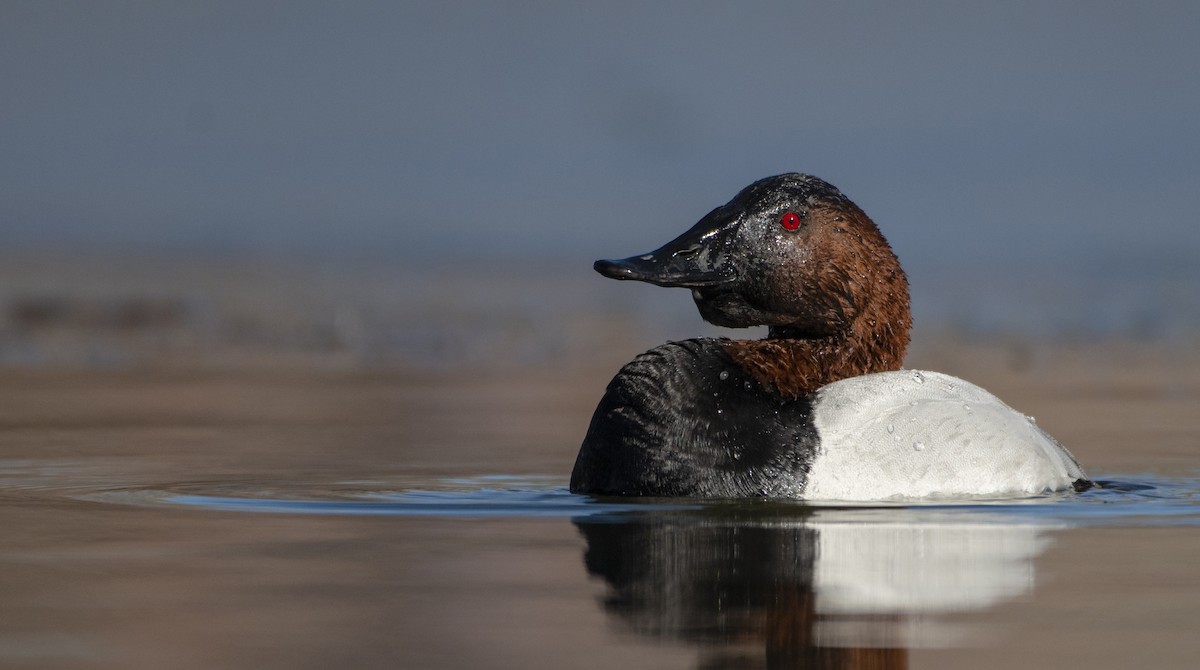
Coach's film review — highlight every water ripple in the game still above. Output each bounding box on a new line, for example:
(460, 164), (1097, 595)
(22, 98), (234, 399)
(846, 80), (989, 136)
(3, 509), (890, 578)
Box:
(103, 473), (1200, 526)
(3, 459), (1195, 526)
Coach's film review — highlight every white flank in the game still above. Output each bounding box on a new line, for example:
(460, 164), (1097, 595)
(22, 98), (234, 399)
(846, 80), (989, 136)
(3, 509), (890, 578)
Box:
(805, 370), (1087, 501)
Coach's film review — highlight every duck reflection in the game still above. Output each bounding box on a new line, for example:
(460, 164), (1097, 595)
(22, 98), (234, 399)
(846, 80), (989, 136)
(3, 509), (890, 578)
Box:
(574, 506), (1056, 669)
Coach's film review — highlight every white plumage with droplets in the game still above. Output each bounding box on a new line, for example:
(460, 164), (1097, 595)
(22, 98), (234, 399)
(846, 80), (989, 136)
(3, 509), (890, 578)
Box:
(806, 370), (1086, 500)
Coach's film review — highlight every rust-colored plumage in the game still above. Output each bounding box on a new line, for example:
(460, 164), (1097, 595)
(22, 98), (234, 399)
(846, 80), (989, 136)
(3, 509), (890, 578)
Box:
(723, 201), (911, 397)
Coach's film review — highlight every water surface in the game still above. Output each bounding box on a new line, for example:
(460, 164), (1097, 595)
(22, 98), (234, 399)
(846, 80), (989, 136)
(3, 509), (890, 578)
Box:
(1, 359), (1198, 669)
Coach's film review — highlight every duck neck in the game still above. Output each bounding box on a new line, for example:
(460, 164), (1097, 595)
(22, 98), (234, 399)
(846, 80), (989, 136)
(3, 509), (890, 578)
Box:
(723, 304), (910, 398)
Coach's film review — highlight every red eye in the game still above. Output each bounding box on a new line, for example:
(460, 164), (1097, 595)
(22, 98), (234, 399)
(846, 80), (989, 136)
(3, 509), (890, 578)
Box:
(781, 211), (802, 231)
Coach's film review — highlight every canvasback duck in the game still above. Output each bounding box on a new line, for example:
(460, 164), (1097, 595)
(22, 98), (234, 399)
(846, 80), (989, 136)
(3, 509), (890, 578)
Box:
(570, 173), (1090, 500)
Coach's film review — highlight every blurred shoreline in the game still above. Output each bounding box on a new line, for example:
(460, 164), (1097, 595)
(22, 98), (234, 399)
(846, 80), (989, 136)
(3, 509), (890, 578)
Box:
(0, 251), (1196, 486)
(1, 251), (1198, 374)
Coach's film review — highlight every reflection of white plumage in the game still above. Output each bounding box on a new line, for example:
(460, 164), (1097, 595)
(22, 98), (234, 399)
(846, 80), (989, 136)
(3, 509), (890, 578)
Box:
(811, 510), (1060, 648)
(808, 370), (1088, 500)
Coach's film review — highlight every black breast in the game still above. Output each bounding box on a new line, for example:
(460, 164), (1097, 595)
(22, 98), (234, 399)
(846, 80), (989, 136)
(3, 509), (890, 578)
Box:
(570, 338), (818, 497)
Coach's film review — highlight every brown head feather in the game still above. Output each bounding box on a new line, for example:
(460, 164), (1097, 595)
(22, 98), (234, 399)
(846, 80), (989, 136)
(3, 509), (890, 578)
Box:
(722, 199), (910, 397)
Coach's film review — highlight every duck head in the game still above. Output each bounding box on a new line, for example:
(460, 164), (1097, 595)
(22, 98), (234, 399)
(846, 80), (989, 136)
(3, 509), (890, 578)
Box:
(596, 173), (911, 350)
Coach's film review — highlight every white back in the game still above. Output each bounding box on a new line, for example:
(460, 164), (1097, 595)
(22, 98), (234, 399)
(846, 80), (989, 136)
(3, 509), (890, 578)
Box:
(805, 370), (1086, 501)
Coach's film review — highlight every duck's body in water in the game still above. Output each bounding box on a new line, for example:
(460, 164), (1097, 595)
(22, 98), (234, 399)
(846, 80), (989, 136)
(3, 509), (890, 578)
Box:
(569, 174), (1089, 500)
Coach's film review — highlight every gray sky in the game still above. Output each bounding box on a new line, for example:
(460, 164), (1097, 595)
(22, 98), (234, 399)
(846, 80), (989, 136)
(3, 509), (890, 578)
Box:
(2, 1), (1198, 277)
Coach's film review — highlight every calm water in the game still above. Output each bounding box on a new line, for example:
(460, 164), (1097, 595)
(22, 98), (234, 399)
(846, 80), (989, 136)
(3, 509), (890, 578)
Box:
(2, 458), (1199, 669)
(0, 277), (1199, 668)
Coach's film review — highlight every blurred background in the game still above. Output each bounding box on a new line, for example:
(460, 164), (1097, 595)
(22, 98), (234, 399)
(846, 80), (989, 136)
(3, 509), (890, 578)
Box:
(2, 8), (1198, 667)
(2, 1), (1198, 370)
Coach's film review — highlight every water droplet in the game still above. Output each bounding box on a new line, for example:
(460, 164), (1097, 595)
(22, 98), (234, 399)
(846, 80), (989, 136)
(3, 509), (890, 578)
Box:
(911, 371), (925, 384)
(886, 423), (895, 434)
(962, 403), (971, 411)
(1027, 415), (1037, 424)
(913, 441), (926, 452)
(719, 370), (729, 381)
(743, 381), (753, 391)
(716, 408), (723, 414)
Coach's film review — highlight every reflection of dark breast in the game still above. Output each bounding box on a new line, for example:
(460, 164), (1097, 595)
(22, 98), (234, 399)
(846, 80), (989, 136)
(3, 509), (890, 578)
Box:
(570, 339), (817, 497)
(575, 517), (819, 641)
(575, 516), (911, 670)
